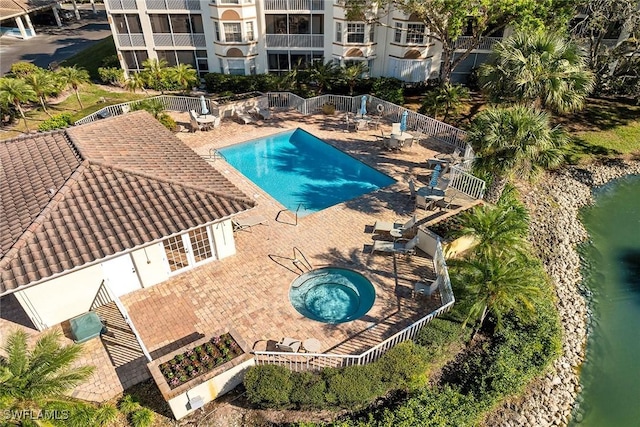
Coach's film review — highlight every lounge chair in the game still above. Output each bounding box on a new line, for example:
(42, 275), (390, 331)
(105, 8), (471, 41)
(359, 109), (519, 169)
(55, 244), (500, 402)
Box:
(232, 215), (268, 232)
(356, 119), (368, 131)
(371, 235), (419, 256)
(435, 190), (459, 211)
(189, 110), (203, 132)
(276, 337), (301, 352)
(235, 109), (254, 124)
(372, 214), (416, 235)
(413, 276), (441, 298)
(344, 114), (354, 132)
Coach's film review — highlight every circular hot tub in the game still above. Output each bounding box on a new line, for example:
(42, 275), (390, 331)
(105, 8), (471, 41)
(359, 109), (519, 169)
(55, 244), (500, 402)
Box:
(289, 267), (376, 324)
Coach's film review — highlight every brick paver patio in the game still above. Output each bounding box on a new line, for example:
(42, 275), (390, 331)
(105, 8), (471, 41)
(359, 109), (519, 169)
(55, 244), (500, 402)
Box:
(0, 110), (473, 403)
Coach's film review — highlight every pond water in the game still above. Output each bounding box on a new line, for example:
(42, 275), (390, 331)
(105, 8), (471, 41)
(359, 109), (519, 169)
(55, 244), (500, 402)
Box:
(572, 175), (640, 426)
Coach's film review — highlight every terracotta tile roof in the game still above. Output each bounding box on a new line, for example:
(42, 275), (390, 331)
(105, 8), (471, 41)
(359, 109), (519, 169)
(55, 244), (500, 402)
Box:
(0, 112), (254, 294)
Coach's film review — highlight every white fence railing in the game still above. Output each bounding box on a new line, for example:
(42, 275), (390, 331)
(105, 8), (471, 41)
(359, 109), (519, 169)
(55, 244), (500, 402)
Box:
(453, 35), (503, 51)
(449, 165), (486, 200)
(106, 0), (137, 9)
(264, 0), (324, 10)
(74, 95), (220, 125)
(254, 245), (455, 372)
(265, 34), (324, 48)
(145, 0), (201, 9)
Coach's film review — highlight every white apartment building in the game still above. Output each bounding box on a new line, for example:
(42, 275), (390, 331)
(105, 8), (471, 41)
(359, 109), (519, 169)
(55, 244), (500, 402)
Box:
(106, 0), (498, 83)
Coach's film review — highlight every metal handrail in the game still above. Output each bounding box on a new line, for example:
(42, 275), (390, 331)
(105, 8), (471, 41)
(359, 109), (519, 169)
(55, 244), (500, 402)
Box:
(207, 148), (226, 162)
(292, 246), (312, 272)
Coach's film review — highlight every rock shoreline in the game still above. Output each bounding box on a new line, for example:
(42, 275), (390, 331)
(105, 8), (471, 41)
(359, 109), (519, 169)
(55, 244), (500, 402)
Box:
(487, 159), (640, 427)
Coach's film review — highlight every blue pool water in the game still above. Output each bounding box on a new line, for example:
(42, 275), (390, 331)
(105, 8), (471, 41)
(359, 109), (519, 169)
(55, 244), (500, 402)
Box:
(219, 128), (394, 216)
(290, 268), (376, 323)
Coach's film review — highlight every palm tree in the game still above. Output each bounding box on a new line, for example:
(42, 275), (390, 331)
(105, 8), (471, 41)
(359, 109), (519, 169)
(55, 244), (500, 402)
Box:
(450, 253), (542, 335)
(308, 60), (340, 94)
(453, 203), (529, 259)
(479, 31), (595, 114)
(0, 329), (98, 426)
(125, 72), (147, 94)
(341, 62), (368, 95)
(57, 66), (90, 109)
(168, 63), (198, 93)
(419, 83), (470, 121)
(467, 106), (567, 203)
(23, 70), (59, 117)
(0, 78), (37, 132)
(141, 58), (169, 93)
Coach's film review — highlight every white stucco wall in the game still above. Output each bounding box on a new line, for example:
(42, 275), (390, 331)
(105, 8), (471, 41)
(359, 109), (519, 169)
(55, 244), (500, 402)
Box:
(14, 263), (104, 330)
(211, 219), (236, 259)
(168, 358), (255, 420)
(131, 243), (169, 288)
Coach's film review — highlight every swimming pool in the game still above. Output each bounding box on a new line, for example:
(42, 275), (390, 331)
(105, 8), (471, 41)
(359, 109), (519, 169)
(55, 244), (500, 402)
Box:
(289, 268), (376, 323)
(219, 128), (394, 216)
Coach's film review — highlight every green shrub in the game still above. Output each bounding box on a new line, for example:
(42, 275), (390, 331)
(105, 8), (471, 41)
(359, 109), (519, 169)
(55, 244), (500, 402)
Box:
(290, 371), (326, 407)
(415, 318), (468, 359)
(130, 407), (154, 427)
(118, 394), (141, 415)
(38, 113), (73, 131)
(326, 365), (382, 407)
(376, 341), (429, 388)
(98, 67), (124, 85)
(157, 113), (178, 131)
(244, 365), (292, 408)
(9, 62), (41, 77)
(371, 77), (404, 104)
(101, 54), (120, 68)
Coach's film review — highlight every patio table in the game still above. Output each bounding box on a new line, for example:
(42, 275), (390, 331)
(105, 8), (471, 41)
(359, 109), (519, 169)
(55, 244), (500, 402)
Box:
(196, 114), (218, 130)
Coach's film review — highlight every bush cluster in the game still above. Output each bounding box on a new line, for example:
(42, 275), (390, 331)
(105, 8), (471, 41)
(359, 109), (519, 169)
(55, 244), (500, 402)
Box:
(98, 67), (124, 86)
(38, 113), (74, 131)
(202, 72), (405, 104)
(244, 341), (428, 409)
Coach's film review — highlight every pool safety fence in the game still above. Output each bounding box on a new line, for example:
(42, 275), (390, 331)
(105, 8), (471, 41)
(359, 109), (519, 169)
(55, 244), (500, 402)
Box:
(253, 241), (455, 372)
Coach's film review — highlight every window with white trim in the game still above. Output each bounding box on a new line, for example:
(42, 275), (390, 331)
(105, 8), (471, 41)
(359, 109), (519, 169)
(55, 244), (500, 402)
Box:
(336, 22), (342, 42)
(369, 24), (375, 42)
(223, 22), (242, 42)
(407, 23), (426, 44)
(228, 59), (245, 75)
(346, 22), (365, 43)
(249, 57), (256, 74)
(214, 21), (220, 41)
(246, 21), (255, 41)
(394, 22), (402, 43)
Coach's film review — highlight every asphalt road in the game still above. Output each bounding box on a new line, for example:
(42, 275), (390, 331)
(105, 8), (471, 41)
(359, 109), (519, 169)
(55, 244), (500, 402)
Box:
(0, 8), (112, 75)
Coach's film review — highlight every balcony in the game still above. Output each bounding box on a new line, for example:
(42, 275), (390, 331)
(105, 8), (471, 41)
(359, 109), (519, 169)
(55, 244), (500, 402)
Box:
(117, 33), (146, 47)
(152, 33), (206, 47)
(264, 0), (324, 10)
(453, 36), (503, 51)
(265, 34), (324, 48)
(145, 0), (201, 10)
(106, 0), (137, 10)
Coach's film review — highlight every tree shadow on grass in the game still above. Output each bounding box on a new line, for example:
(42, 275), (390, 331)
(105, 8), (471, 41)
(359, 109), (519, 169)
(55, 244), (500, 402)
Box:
(563, 136), (620, 164)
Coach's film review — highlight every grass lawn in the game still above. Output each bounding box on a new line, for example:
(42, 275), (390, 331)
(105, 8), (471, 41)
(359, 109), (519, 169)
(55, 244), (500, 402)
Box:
(60, 36), (117, 80)
(556, 97), (640, 164)
(0, 85), (146, 140)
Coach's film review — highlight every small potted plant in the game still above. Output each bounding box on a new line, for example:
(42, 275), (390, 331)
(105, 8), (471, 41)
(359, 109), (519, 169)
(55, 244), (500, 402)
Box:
(322, 103), (336, 115)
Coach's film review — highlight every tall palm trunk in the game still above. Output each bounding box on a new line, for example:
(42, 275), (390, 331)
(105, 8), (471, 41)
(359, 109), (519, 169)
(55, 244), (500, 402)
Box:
(15, 102), (30, 132)
(74, 87), (83, 109)
(470, 305), (489, 341)
(39, 95), (52, 117)
(484, 175), (509, 204)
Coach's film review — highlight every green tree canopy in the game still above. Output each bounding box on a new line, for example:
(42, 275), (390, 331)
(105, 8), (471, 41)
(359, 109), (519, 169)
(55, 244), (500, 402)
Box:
(479, 31), (595, 113)
(168, 63), (198, 93)
(0, 77), (37, 133)
(340, 0), (576, 83)
(23, 69), (60, 117)
(450, 253), (543, 332)
(56, 66), (90, 109)
(467, 106), (567, 203)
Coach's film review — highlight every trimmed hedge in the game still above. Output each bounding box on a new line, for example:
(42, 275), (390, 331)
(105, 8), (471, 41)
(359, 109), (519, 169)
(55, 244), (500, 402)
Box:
(244, 341), (426, 410)
(38, 113), (73, 131)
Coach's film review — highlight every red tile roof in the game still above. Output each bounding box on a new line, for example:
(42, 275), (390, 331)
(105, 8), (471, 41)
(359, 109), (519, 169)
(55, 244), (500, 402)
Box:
(0, 111), (254, 294)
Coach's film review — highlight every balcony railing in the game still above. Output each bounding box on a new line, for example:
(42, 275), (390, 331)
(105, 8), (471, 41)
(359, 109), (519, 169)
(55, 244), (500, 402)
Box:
(145, 0), (201, 9)
(152, 33), (206, 47)
(265, 34), (324, 48)
(117, 33), (146, 47)
(453, 35), (503, 51)
(264, 0), (324, 10)
(106, 0), (137, 10)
